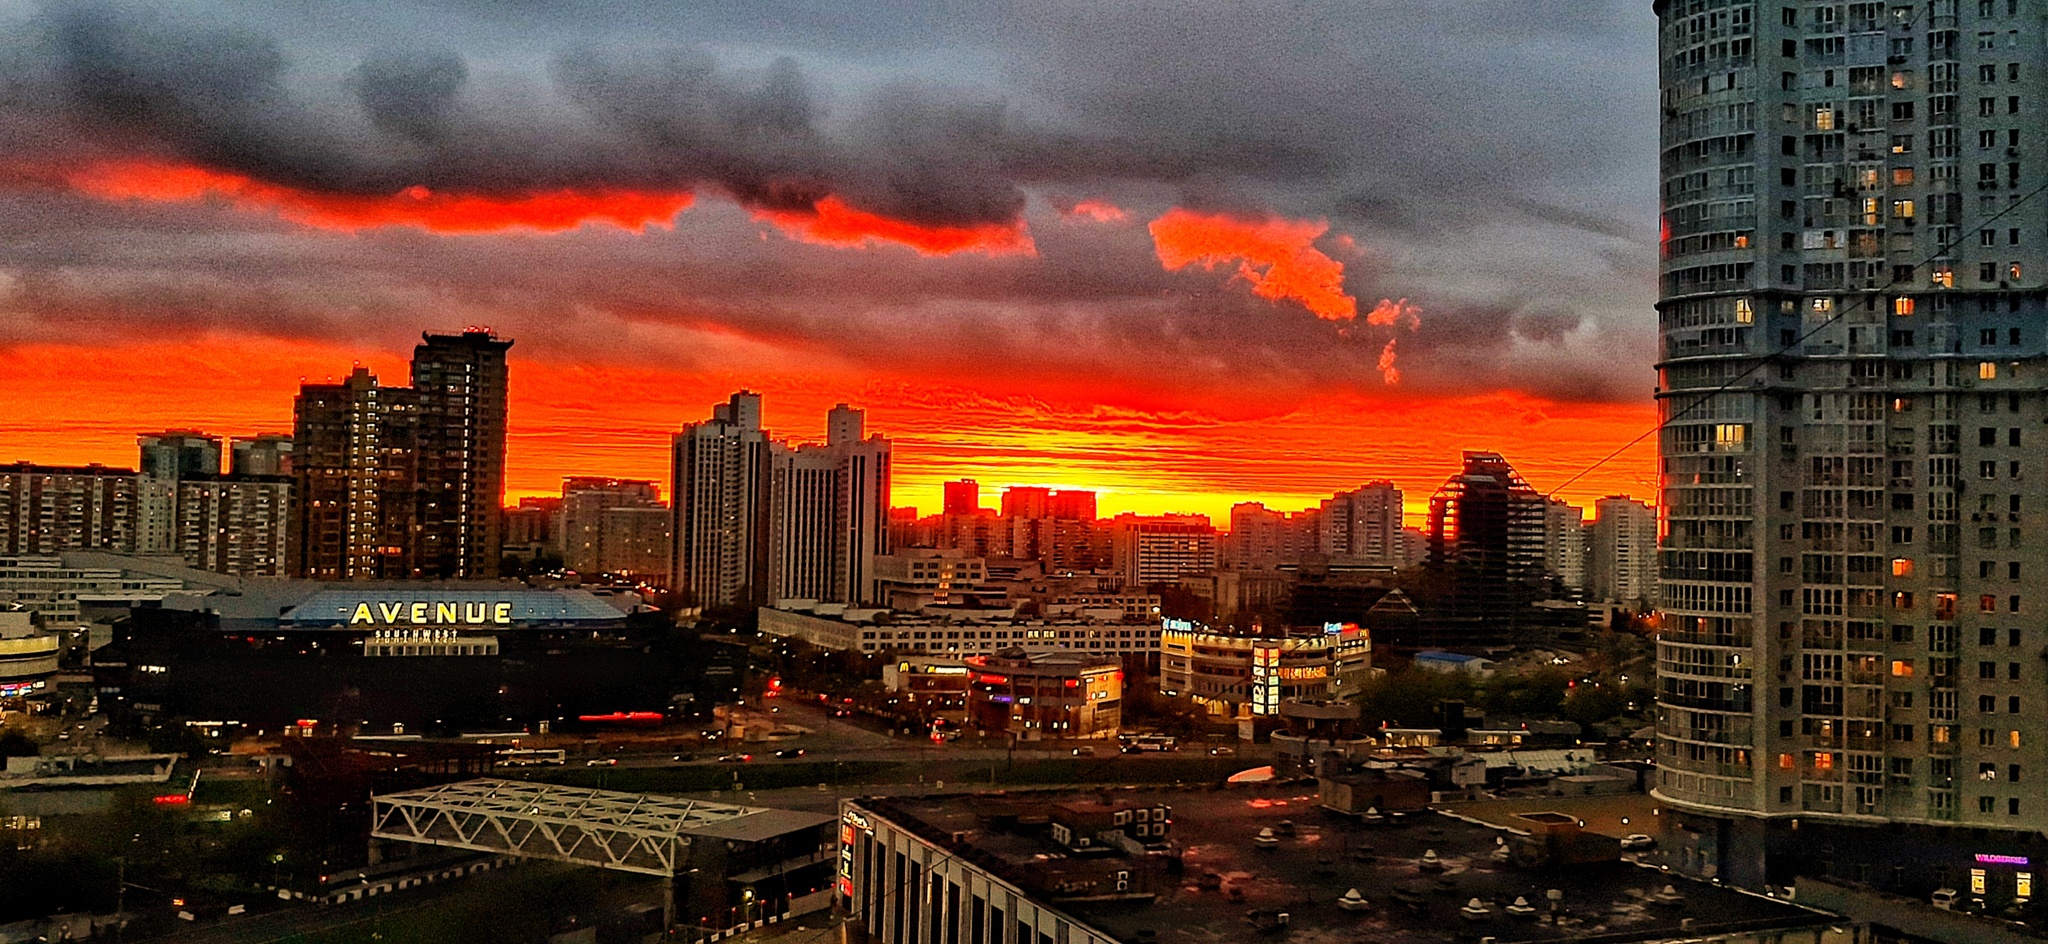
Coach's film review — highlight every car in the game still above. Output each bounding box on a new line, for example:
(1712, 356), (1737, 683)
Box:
(585, 758), (618, 767)
(1620, 834), (1656, 851)
(773, 748), (807, 759)
(1072, 746), (1097, 757)
(671, 753), (696, 762)
(718, 753), (753, 763)
(1208, 746), (1236, 757)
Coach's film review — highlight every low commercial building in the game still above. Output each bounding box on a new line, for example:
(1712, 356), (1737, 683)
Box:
(760, 604), (1159, 657)
(0, 610), (58, 698)
(964, 649), (1121, 741)
(1413, 650), (1497, 677)
(840, 789), (1844, 944)
(0, 552), (236, 625)
(882, 657), (973, 722)
(1158, 620), (1371, 717)
(95, 582), (702, 730)
(870, 548), (989, 608)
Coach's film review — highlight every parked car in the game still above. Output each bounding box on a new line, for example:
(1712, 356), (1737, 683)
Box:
(1208, 746), (1236, 757)
(671, 753), (696, 762)
(1620, 834), (1656, 850)
(585, 758), (618, 767)
(773, 748), (807, 759)
(1072, 746), (1097, 757)
(718, 753), (753, 763)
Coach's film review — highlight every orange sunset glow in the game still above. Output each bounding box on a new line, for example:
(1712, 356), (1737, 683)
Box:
(753, 195), (1038, 256)
(66, 158), (698, 234)
(1149, 208), (1359, 322)
(0, 334), (1658, 525)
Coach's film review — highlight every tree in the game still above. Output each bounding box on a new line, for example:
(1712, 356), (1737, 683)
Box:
(0, 729), (34, 759)
(1355, 667), (1476, 729)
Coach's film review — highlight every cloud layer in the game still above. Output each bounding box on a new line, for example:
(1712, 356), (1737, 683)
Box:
(0, 0), (1665, 506)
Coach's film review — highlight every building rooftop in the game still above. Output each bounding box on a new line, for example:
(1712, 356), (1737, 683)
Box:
(158, 580), (630, 629)
(858, 787), (1831, 944)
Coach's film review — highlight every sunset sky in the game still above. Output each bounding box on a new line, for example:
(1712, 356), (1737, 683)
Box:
(0, 1), (1662, 524)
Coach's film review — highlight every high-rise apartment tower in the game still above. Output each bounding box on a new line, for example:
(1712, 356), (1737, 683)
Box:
(1654, 0), (2048, 892)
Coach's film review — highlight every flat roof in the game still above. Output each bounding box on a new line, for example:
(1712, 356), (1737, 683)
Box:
(859, 787), (1829, 944)
(161, 581), (629, 629)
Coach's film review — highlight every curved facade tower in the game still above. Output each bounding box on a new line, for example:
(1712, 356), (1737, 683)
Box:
(1654, 0), (2048, 887)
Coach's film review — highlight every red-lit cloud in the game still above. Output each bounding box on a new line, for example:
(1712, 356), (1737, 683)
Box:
(1364, 298), (1421, 384)
(65, 159), (696, 234)
(1062, 199), (1128, 223)
(752, 196), (1036, 256)
(1148, 208), (1357, 321)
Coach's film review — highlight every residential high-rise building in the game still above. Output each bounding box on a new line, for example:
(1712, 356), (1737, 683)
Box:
(230, 434), (294, 476)
(1047, 490), (1097, 521)
(598, 505), (672, 580)
(1542, 497), (1588, 593)
(1223, 502), (1316, 570)
(941, 479), (981, 516)
(135, 431), (289, 577)
(137, 430), (221, 555)
(137, 431), (223, 481)
(557, 477), (663, 576)
(1419, 452), (1548, 639)
(0, 463), (139, 554)
(1319, 481), (1405, 565)
(503, 496), (561, 549)
(1653, 0), (2048, 894)
(411, 328), (512, 579)
(768, 442), (839, 602)
(172, 474), (291, 576)
(1588, 495), (1657, 608)
(1110, 514), (1217, 589)
(992, 486), (1100, 568)
(765, 403), (892, 604)
(290, 367), (420, 580)
(1000, 486), (1051, 520)
(671, 391), (770, 609)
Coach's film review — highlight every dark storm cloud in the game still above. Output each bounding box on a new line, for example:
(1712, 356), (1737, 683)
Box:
(0, 0), (1661, 406)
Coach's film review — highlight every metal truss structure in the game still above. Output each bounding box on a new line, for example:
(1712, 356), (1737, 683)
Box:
(370, 777), (762, 876)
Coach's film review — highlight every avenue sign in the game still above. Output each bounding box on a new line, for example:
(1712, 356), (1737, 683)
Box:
(348, 601), (515, 626)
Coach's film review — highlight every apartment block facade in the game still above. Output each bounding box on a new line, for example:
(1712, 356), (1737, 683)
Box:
(1654, 0), (2048, 890)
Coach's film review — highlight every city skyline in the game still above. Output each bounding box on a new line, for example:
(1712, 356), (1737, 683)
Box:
(0, 341), (1659, 526)
(0, 2), (1663, 524)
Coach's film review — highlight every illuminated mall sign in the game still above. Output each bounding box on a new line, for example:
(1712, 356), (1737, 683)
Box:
(348, 601), (514, 626)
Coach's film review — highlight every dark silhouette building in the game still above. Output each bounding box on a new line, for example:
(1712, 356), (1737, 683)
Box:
(289, 328), (510, 580)
(1416, 451), (1551, 645)
(412, 329), (513, 579)
(290, 368), (420, 580)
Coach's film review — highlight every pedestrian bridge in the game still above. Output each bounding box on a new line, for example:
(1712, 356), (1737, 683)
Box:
(370, 777), (765, 876)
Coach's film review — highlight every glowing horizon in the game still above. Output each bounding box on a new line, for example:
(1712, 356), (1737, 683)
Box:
(1, 334), (1658, 531)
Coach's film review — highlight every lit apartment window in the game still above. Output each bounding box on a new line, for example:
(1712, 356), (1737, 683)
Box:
(1933, 266), (1955, 287)
(1893, 199), (1916, 219)
(1735, 298), (1754, 322)
(1894, 297), (1916, 316)
(1892, 659), (1916, 677)
(1893, 558), (1915, 577)
(1981, 362), (2000, 380)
